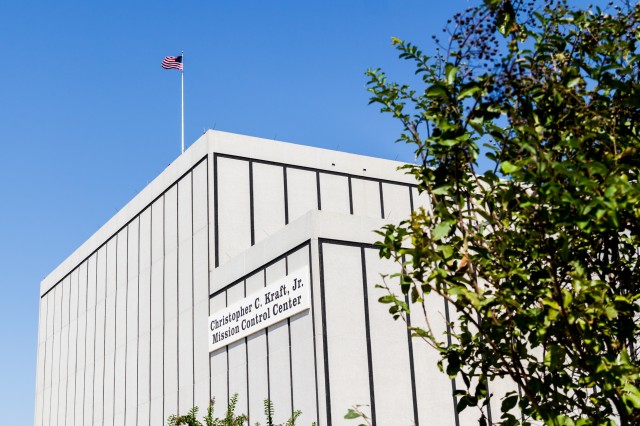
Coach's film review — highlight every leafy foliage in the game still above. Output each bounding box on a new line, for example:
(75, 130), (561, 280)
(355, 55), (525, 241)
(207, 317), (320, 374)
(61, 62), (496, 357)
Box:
(368, 0), (640, 424)
(167, 394), (307, 426)
(167, 394), (246, 426)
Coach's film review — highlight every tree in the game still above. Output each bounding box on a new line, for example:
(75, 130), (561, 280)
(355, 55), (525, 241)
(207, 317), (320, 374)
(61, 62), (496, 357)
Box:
(368, 0), (640, 424)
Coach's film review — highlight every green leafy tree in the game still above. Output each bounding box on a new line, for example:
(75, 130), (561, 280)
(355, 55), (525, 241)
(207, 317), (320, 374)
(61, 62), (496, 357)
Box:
(368, 0), (640, 424)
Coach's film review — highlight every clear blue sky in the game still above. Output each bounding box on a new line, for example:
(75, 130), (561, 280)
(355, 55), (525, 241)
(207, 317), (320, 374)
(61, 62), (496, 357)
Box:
(0, 0), (473, 421)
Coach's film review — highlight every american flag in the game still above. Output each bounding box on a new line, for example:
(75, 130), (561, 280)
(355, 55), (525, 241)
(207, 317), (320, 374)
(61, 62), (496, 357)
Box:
(162, 55), (183, 70)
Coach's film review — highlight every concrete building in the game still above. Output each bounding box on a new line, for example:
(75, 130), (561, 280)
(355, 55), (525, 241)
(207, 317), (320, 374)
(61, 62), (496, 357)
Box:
(34, 131), (499, 425)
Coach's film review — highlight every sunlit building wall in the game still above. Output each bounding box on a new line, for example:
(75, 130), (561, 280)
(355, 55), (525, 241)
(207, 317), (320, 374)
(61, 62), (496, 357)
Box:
(35, 131), (506, 425)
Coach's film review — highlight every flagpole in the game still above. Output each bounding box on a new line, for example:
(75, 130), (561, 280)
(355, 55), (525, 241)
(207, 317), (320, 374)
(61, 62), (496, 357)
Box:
(181, 50), (185, 154)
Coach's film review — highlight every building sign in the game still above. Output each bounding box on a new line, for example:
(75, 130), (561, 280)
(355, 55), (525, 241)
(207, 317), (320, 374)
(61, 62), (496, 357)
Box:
(208, 265), (311, 352)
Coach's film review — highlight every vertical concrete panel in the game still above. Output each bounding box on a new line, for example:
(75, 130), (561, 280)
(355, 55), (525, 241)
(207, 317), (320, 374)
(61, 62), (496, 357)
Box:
(208, 154), (217, 287)
(285, 168), (317, 223)
(43, 381), (51, 426)
(34, 293), (48, 426)
(114, 228), (128, 425)
(164, 259), (179, 418)
(309, 242), (327, 426)
(192, 159), (208, 235)
(74, 261), (88, 426)
(364, 249), (415, 425)
(193, 297), (210, 413)
(193, 229), (209, 312)
(216, 158), (251, 264)
(265, 260), (292, 422)
(178, 173), (193, 310)
(382, 183), (412, 220)
(50, 280), (63, 426)
(351, 178), (382, 218)
(452, 304), (484, 426)
(411, 187), (431, 212)
(103, 238), (117, 426)
(43, 290), (55, 426)
(125, 218), (139, 426)
(178, 302), (194, 414)
(58, 276), (72, 426)
(319, 173), (350, 214)
(93, 246), (107, 425)
(322, 244), (371, 423)
(287, 246), (318, 426)
(226, 283), (248, 418)
(411, 292), (457, 424)
(193, 237), (210, 413)
(151, 197), (165, 263)
(65, 269), (79, 426)
(150, 197), (165, 426)
(245, 271), (268, 425)
(193, 160), (210, 412)
(117, 226), (129, 286)
(489, 376), (520, 421)
(93, 245), (109, 424)
(253, 163), (285, 244)
(84, 254), (97, 425)
(149, 328), (164, 424)
(209, 294), (228, 414)
(165, 185), (179, 249)
(164, 186), (179, 420)
(178, 173), (194, 412)
(138, 208), (152, 426)
(193, 178), (210, 416)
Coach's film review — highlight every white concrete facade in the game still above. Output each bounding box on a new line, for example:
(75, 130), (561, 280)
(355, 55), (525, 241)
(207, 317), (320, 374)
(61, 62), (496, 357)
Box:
(35, 131), (498, 425)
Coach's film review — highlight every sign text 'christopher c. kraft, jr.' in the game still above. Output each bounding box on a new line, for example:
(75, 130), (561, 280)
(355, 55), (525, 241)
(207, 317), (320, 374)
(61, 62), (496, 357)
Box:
(208, 265), (311, 352)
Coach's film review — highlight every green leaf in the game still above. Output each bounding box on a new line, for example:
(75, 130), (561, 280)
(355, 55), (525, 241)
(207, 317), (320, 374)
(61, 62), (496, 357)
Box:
(457, 395), (469, 412)
(432, 221), (453, 240)
(623, 384), (640, 408)
(544, 345), (565, 370)
(501, 394), (518, 412)
(446, 352), (461, 376)
(458, 84), (481, 100)
(432, 184), (451, 195)
(438, 139), (460, 147)
(567, 77), (581, 88)
(426, 83), (448, 99)
(552, 415), (576, 425)
(496, 0), (516, 35)
(501, 161), (519, 174)
(378, 295), (396, 304)
(437, 244), (454, 259)
(344, 409), (362, 419)
(624, 391), (640, 409)
(445, 64), (458, 85)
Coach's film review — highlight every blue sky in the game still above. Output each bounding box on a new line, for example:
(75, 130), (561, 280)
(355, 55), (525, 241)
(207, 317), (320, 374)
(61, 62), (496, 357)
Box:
(0, 0), (471, 421)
